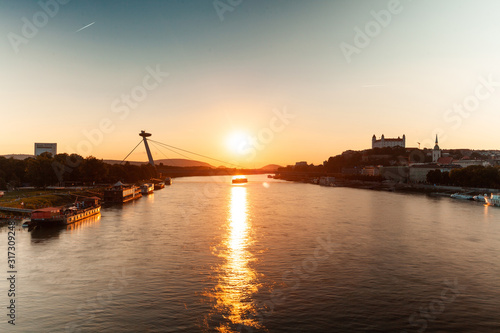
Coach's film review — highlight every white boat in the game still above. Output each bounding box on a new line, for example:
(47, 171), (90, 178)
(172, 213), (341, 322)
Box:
(140, 183), (154, 195)
(485, 193), (500, 207)
(450, 193), (473, 200)
(473, 194), (487, 203)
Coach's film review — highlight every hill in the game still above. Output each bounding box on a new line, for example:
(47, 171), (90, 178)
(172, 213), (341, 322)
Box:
(1, 154), (34, 160)
(260, 164), (283, 171)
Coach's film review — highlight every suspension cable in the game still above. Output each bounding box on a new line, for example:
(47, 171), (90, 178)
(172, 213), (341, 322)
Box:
(149, 139), (242, 168)
(120, 140), (143, 164)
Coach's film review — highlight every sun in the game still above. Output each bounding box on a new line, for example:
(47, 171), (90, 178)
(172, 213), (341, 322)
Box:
(226, 131), (250, 154)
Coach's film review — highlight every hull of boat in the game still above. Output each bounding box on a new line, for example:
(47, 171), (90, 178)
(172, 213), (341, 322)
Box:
(31, 206), (101, 227)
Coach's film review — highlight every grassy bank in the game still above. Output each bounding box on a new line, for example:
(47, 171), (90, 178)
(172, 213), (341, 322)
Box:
(0, 188), (105, 210)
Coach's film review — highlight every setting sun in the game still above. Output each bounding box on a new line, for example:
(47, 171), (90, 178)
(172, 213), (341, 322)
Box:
(226, 131), (250, 154)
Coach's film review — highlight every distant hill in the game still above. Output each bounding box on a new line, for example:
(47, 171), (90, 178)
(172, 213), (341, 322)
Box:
(104, 158), (213, 168)
(260, 164), (283, 171)
(1, 154), (34, 160)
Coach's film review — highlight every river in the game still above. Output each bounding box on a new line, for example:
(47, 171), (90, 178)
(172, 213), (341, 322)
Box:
(1, 174), (500, 332)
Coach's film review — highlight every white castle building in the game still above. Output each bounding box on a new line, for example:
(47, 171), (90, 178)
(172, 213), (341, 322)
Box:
(372, 134), (405, 149)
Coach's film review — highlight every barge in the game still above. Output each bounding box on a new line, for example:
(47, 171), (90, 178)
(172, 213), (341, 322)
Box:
(104, 181), (142, 204)
(30, 197), (101, 228)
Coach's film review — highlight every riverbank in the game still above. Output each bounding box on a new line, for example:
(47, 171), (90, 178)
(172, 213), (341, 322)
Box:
(275, 175), (500, 196)
(0, 188), (105, 219)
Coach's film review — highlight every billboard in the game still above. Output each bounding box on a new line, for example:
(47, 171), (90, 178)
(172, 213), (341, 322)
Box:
(34, 143), (57, 156)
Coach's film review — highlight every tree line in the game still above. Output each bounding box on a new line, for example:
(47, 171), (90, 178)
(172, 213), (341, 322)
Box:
(0, 153), (157, 189)
(426, 165), (500, 188)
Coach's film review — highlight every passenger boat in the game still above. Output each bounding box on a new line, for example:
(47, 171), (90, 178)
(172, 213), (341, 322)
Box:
(30, 197), (101, 228)
(104, 181), (142, 204)
(485, 193), (500, 207)
(164, 177), (172, 185)
(232, 176), (248, 184)
(140, 183), (154, 195)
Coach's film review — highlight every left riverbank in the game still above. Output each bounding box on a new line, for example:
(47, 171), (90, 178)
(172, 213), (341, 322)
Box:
(0, 188), (105, 219)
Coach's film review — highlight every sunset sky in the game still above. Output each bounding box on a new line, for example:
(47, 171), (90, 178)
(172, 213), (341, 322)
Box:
(2, 0), (500, 167)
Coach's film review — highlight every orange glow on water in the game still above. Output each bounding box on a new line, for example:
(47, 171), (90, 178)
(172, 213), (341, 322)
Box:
(212, 186), (261, 332)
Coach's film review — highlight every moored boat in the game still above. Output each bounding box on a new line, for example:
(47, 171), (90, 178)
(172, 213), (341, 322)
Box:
(473, 194), (487, 203)
(450, 193), (473, 200)
(485, 193), (500, 207)
(104, 181), (142, 204)
(140, 183), (154, 195)
(30, 197), (101, 228)
(154, 182), (165, 190)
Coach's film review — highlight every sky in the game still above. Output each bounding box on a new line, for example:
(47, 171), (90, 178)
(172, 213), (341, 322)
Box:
(2, 0), (500, 168)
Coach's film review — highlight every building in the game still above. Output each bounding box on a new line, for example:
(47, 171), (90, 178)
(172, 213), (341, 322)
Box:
(409, 164), (460, 183)
(432, 135), (441, 162)
(294, 161), (308, 167)
(361, 166), (380, 176)
(452, 159), (489, 168)
(372, 134), (405, 149)
(34, 143), (57, 156)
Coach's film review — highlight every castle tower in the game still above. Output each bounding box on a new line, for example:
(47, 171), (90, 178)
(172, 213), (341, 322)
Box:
(432, 134), (441, 163)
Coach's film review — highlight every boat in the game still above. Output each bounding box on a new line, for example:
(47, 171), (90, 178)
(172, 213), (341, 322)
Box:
(473, 194), (487, 203)
(485, 193), (500, 207)
(104, 181), (142, 204)
(450, 193), (473, 200)
(154, 182), (165, 190)
(164, 177), (172, 185)
(30, 197), (101, 228)
(232, 176), (248, 184)
(140, 183), (154, 195)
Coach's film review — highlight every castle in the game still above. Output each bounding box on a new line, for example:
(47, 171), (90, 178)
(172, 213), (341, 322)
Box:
(372, 134), (405, 149)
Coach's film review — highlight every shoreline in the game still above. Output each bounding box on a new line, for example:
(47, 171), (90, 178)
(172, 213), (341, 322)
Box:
(275, 176), (500, 196)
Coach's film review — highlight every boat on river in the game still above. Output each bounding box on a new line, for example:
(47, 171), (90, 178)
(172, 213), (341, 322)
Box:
(232, 176), (248, 184)
(473, 194), (487, 203)
(154, 182), (165, 190)
(140, 183), (154, 195)
(30, 197), (101, 228)
(485, 193), (500, 207)
(450, 193), (473, 200)
(104, 181), (142, 204)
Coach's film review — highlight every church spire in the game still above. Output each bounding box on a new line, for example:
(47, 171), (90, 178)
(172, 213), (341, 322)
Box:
(435, 134), (438, 145)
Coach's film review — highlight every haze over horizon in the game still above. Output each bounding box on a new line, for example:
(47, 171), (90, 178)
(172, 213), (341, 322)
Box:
(2, 0), (500, 167)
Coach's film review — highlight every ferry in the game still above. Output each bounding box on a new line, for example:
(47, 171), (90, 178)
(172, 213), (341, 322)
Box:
(232, 176), (248, 184)
(104, 181), (142, 204)
(140, 183), (154, 195)
(30, 197), (101, 228)
(485, 193), (500, 207)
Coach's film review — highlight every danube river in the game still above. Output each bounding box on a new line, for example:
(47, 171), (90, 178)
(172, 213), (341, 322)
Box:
(1, 175), (500, 332)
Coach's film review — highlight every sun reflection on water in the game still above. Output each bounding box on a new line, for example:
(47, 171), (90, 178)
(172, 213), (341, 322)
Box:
(210, 185), (261, 332)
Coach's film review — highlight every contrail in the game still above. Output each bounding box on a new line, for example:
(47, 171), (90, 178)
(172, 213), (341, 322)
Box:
(75, 22), (95, 33)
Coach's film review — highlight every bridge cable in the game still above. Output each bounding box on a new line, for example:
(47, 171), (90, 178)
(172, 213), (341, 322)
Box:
(148, 139), (242, 168)
(119, 140), (143, 165)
